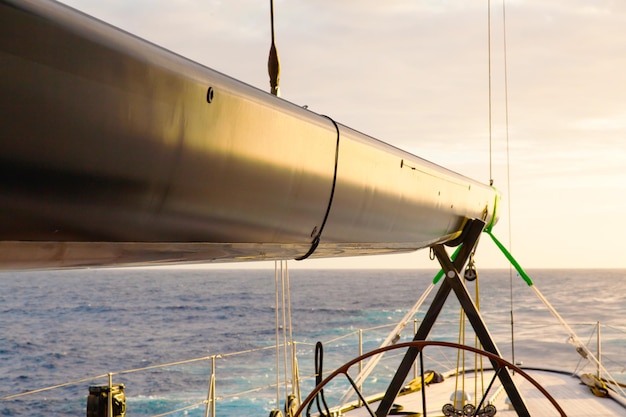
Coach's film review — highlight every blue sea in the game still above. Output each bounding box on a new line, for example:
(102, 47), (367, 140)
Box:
(1, 268), (625, 416)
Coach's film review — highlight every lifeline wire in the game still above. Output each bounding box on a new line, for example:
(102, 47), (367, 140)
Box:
(487, 231), (626, 399)
(338, 280), (436, 406)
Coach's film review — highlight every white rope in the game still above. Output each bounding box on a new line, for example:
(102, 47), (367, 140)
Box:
(280, 261), (289, 402)
(487, 0), (493, 185)
(274, 261), (281, 408)
(338, 282), (436, 406)
(272, 259), (295, 411)
(284, 262), (301, 404)
(531, 285), (626, 398)
(285, 263), (295, 394)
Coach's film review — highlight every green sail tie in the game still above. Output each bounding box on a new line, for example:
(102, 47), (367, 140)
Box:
(484, 187), (500, 234)
(485, 230), (534, 286)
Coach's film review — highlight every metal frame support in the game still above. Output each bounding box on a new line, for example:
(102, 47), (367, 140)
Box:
(375, 219), (530, 417)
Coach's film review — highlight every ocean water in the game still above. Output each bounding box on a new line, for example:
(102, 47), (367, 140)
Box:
(1, 268), (625, 416)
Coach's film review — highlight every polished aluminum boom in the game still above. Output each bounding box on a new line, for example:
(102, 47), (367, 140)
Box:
(0, 0), (498, 269)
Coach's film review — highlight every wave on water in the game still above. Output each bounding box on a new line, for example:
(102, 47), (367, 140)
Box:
(1, 268), (625, 416)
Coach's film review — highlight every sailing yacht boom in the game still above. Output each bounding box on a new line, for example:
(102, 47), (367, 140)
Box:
(0, 0), (498, 269)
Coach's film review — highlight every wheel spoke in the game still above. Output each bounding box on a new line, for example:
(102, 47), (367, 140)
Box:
(345, 372), (378, 417)
(293, 341), (567, 417)
(472, 366), (501, 416)
(419, 348), (428, 417)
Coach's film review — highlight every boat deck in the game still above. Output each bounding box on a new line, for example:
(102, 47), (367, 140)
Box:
(341, 369), (626, 417)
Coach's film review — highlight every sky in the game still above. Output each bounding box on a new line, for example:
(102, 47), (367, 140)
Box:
(59, 0), (626, 270)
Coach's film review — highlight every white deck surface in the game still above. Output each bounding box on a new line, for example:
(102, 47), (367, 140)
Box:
(341, 369), (626, 417)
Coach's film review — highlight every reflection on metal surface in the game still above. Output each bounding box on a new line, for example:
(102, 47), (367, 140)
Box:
(0, 0), (498, 269)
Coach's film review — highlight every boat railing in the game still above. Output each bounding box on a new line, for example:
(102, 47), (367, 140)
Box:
(1, 320), (625, 416)
(0, 321), (413, 417)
